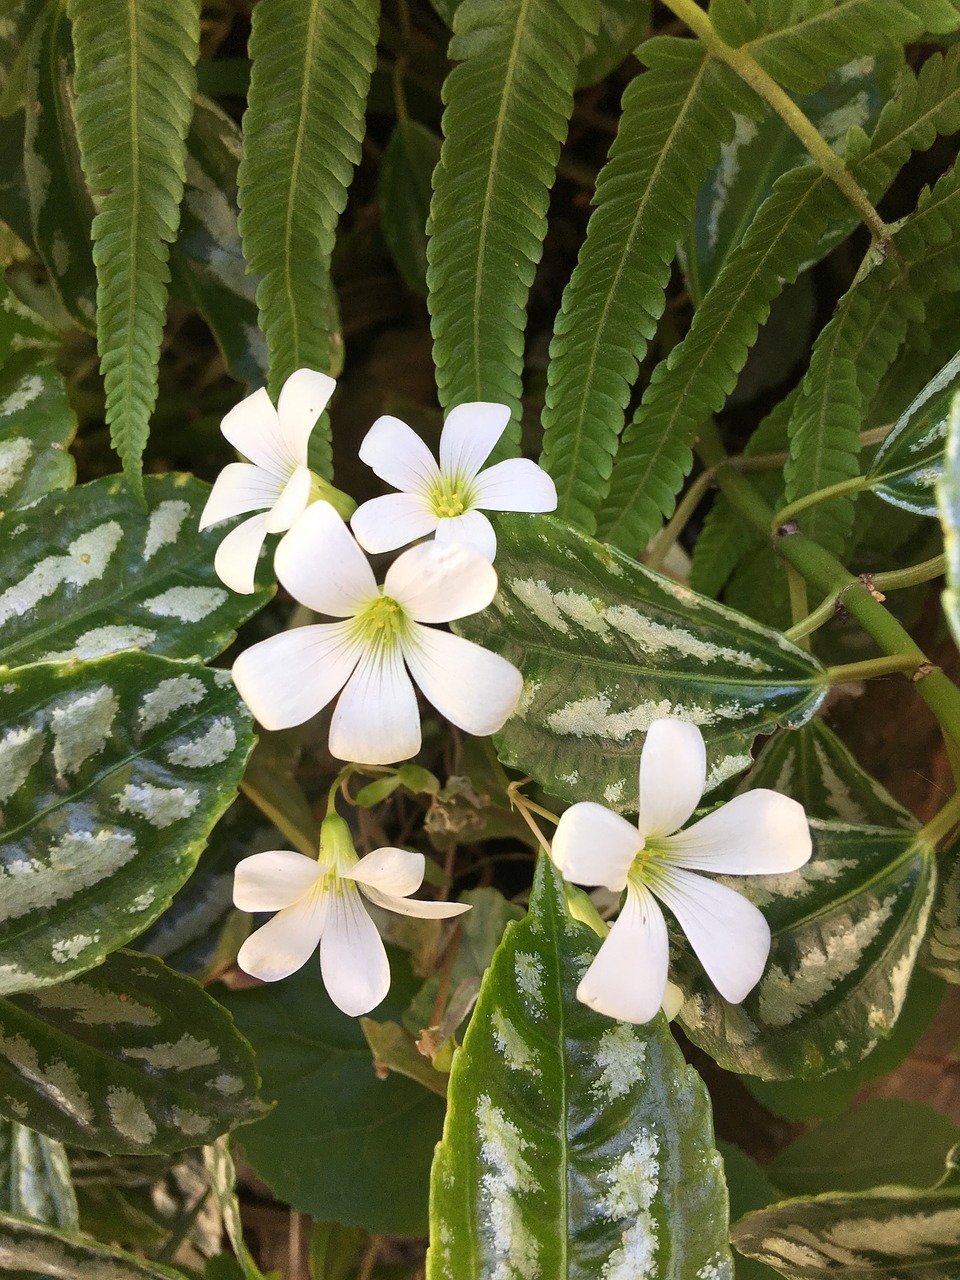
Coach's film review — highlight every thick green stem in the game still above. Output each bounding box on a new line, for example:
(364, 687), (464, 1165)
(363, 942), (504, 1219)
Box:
(660, 0), (891, 244)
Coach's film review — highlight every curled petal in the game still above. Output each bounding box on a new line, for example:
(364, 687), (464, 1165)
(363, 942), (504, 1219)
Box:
(359, 415), (441, 494)
(320, 888), (391, 1016)
(220, 386), (289, 478)
(651, 867), (770, 1005)
(348, 847), (425, 896)
(350, 492), (439, 554)
(664, 790), (812, 875)
(552, 802), (642, 892)
(199, 463), (280, 529)
(276, 368), (335, 462)
(329, 643), (421, 765)
(360, 883), (471, 918)
(433, 509), (497, 561)
(213, 512), (270, 595)
(471, 458), (558, 513)
(638, 718), (706, 839)
(403, 624), (522, 737)
(264, 464), (313, 534)
(385, 541), (497, 623)
(237, 891), (328, 983)
(233, 850), (324, 912)
(232, 621), (362, 730)
(577, 884), (669, 1024)
(275, 501), (378, 616)
(438, 402), (511, 480)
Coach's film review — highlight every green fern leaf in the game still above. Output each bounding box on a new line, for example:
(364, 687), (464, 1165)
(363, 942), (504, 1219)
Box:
(237, 0), (378, 474)
(427, 0), (595, 460)
(69, 0), (200, 500)
(539, 37), (758, 531)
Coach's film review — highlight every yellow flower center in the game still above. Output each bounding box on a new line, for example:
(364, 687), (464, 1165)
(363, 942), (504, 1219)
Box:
(429, 476), (473, 519)
(353, 592), (408, 651)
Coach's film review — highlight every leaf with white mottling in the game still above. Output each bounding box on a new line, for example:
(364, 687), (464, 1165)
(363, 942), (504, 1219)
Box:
(0, 1117), (78, 1231)
(925, 838), (960, 984)
(204, 1137), (266, 1280)
(428, 857), (733, 1279)
(677, 821), (936, 1079)
(0, 473), (272, 667)
(0, 278), (58, 367)
(456, 514), (826, 809)
(938, 389), (960, 649)
(0, 950), (265, 1155)
(0, 651), (252, 995)
(0, 353), (76, 514)
(0, 1211), (186, 1279)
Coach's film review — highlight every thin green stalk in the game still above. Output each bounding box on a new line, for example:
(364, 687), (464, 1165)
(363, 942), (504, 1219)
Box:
(871, 554), (946, 593)
(784, 590), (836, 642)
(915, 789), (960, 852)
(646, 468), (715, 571)
(772, 474), (871, 532)
(660, 0), (891, 244)
(786, 565), (810, 648)
(826, 654), (923, 684)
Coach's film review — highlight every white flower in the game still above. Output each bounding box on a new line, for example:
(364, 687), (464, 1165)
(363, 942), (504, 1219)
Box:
(234, 814), (470, 1016)
(350, 401), (557, 561)
(552, 718), (812, 1024)
(232, 500), (523, 764)
(199, 368), (340, 594)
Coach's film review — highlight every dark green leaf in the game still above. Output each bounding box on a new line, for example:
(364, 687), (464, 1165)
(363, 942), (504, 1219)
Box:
(0, 950), (264, 1155)
(428, 857), (732, 1279)
(0, 473), (272, 667)
(379, 119), (440, 297)
(0, 652), (253, 994)
(69, 0), (201, 496)
(0, 1210), (186, 1279)
(0, 1118), (78, 1231)
(456, 513), (826, 809)
(0, 352), (76, 513)
(576, 0), (650, 88)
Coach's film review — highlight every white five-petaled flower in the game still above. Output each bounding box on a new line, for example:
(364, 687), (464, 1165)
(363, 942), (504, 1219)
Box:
(232, 500), (523, 764)
(350, 401), (558, 561)
(552, 718), (812, 1025)
(199, 368), (337, 595)
(234, 814), (469, 1016)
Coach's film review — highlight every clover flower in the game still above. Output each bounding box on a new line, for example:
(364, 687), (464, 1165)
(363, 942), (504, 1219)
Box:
(350, 401), (557, 560)
(235, 814), (469, 1016)
(232, 500), (523, 764)
(552, 718), (812, 1024)
(199, 367), (345, 594)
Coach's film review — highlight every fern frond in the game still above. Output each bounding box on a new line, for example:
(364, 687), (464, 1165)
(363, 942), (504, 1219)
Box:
(69, 0), (200, 499)
(427, 0), (593, 459)
(237, 0), (377, 474)
(539, 38), (757, 532)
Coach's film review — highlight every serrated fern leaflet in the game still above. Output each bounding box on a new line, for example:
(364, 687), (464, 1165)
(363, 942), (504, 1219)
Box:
(69, 0), (200, 501)
(427, 0), (594, 462)
(237, 0), (378, 478)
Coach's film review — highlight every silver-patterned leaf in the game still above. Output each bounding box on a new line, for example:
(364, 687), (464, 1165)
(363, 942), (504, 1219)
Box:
(0, 278), (59, 366)
(0, 1207), (190, 1277)
(0, 1118), (77, 1231)
(0, 950), (265, 1155)
(203, 1137), (266, 1280)
(0, 353), (76, 515)
(678, 820), (936, 1079)
(925, 839), (960, 983)
(457, 514), (826, 809)
(0, 473), (272, 667)
(0, 651), (252, 995)
(938, 389), (960, 648)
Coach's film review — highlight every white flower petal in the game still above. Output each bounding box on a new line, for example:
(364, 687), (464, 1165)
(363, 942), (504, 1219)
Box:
(471, 458), (558, 512)
(214, 512), (270, 595)
(232, 621), (362, 730)
(347, 847), (425, 896)
(360, 883), (472, 918)
(233, 850), (324, 911)
(385, 541), (497, 622)
(237, 891), (328, 983)
(329, 643), (421, 764)
(359, 414), (441, 494)
(552, 802), (643, 892)
(276, 368), (335, 461)
(403, 624), (522, 737)
(651, 867), (770, 1004)
(438, 402), (511, 480)
(433, 508), (497, 561)
(577, 883), (669, 1024)
(664, 790), (812, 875)
(199, 463), (280, 529)
(320, 887), (391, 1016)
(274, 501), (378, 615)
(350, 492), (439, 553)
(220, 386), (290, 479)
(264, 464), (313, 534)
(638, 718), (706, 839)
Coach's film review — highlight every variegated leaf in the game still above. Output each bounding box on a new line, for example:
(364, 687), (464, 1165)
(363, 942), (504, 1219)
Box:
(0, 353), (76, 514)
(0, 473), (272, 667)
(428, 857), (733, 1279)
(0, 278), (58, 366)
(0, 1212), (186, 1279)
(677, 821), (936, 1079)
(0, 652), (252, 995)
(867, 349), (960, 516)
(456, 514), (826, 809)
(0, 950), (264, 1155)
(0, 1117), (77, 1231)
(204, 1137), (266, 1280)
(938, 389), (960, 648)
(925, 839), (960, 983)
